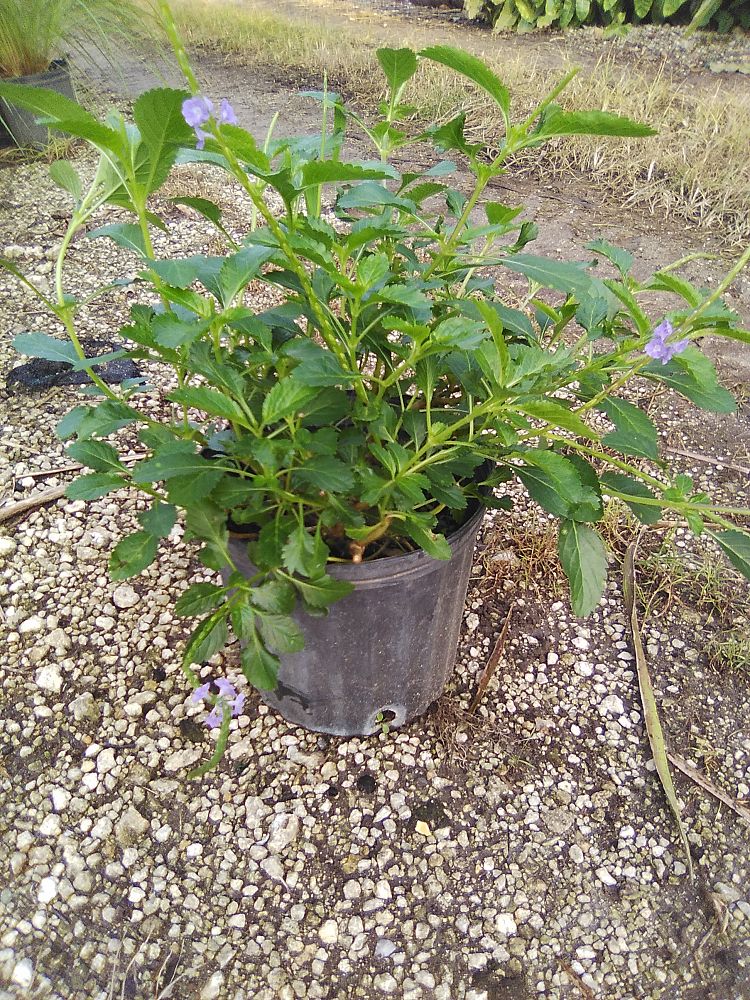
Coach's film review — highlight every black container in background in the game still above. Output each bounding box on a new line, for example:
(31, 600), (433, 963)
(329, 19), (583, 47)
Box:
(0, 60), (75, 149)
(226, 503), (486, 736)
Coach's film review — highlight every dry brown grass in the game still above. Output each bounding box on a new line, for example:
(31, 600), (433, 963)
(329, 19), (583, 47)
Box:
(172, 0), (750, 243)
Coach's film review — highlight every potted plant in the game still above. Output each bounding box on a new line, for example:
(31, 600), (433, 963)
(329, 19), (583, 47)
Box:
(2, 3), (749, 773)
(0, 0), (150, 148)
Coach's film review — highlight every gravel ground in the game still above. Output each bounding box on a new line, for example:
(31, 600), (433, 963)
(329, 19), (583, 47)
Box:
(1, 82), (750, 1000)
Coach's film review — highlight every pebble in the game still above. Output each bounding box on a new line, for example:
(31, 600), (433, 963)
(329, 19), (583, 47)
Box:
(267, 813), (300, 853)
(0, 537), (17, 557)
(596, 867), (618, 887)
(374, 973), (398, 994)
(37, 878), (58, 904)
(19, 616), (44, 635)
(96, 748), (117, 774)
(496, 913), (517, 936)
(68, 692), (100, 723)
(35, 665), (63, 693)
(375, 938), (397, 958)
(600, 695), (626, 716)
(319, 919), (339, 944)
(112, 584), (140, 608)
(51, 788), (70, 812)
(11, 959), (34, 988)
(39, 814), (61, 837)
(115, 806), (149, 847)
(569, 845), (585, 865)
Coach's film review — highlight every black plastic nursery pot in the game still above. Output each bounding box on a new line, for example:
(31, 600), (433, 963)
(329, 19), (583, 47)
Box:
(0, 60), (75, 149)
(226, 502), (486, 736)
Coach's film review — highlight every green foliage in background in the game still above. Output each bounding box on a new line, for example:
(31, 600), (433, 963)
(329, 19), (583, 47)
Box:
(464, 0), (749, 33)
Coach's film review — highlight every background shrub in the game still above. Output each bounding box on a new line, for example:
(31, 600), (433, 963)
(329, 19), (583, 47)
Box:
(463, 0), (750, 33)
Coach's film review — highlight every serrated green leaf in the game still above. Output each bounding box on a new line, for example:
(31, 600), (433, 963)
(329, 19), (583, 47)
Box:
(377, 47), (419, 97)
(419, 45), (510, 122)
(558, 520), (608, 616)
(67, 440), (124, 473)
(499, 254), (593, 296)
(282, 525), (328, 577)
(88, 223), (147, 257)
(251, 579), (296, 614)
(261, 380), (318, 425)
(257, 613), (305, 654)
(516, 450), (597, 518)
(138, 502), (177, 538)
(292, 573), (354, 609)
(518, 401), (593, 438)
(295, 455), (356, 493)
(709, 529), (750, 580)
(13, 332), (78, 365)
(175, 582), (226, 617)
(168, 386), (249, 425)
(537, 110), (656, 139)
(240, 633), (279, 689)
(65, 472), (125, 501)
(599, 398), (660, 461)
(109, 531), (158, 580)
(56, 406), (90, 440)
(301, 161), (397, 188)
(643, 347), (736, 414)
(183, 613), (228, 665)
(133, 88), (192, 195)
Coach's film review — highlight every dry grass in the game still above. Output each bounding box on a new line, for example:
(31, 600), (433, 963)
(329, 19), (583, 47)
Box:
(171, 0), (750, 243)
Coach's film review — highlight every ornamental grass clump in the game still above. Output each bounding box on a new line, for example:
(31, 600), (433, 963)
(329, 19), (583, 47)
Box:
(1, 1), (749, 763)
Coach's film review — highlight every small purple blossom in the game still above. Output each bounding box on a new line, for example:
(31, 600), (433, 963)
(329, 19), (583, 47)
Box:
(219, 98), (238, 125)
(194, 126), (209, 150)
(191, 676), (245, 727)
(192, 682), (211, 702)
(182, 95), (213, 127)
(645, 319), (689, 365)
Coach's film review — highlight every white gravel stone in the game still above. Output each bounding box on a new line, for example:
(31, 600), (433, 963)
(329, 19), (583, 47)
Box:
(0, 537), (18, 557)
(163, 748), (202, 772)
(19, 615), (44, 635)
(495, 913), (517, 936)
(35, 664), (63, 693)
(112, 584), (140, 608)
(375, 938), (397, 958)
(69, 692), (99, 723)
(116, 806), (149, 847)
(37, 878), (58, 904)
(267, 813), (300, 853)
(599, 695), (626, 716)
(374, 973), (398, 994)
(319, 919), (339, 944)
(596, 867), (618, 887)
(96, 748), (117, 774)
(11, 959), (34, 988)
(39, 814), (61, 836)
(199, 972), (224, 999)
(569, 845), (585, 864)
(51, 788), (70, 812)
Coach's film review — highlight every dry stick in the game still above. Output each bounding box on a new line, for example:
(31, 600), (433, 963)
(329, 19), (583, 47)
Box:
(0, 485), (69, 526)
(469, 605), (513, 715)
(14, 452), (148, 482)
(667, 750), (750, 829)
(623, 538), (694, 882)
(665, 446), (750, 478)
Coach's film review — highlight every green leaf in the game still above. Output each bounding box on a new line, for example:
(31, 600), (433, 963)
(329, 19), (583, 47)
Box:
(133, 88), (192, 194)
(709, 529), (750, 580)
(49, 160), (81, 201)
(292, 574), (354, 609)
(138, 502), (177, 538)
(168, 386), (249, 426)
(403, 521), (452, 560)
(67, 440), (124, 473)
(175, 582), (226, 617)
(184, 613), (229, 665)
(518, 401), (593, 438)
(516, 450), (597, 518)
(75, 400), (139, 438)
(586, 238), (633, 276)
(170, 195), (223, 226)
(151, 315), (213, 349)
(240, 634), (279, 689)
(499, 254), (593, 296)
(87, 223), (147, 257)
(109, 531), (158, 580)
(261, 380), (318, 425)
(257, 613), (305, 654)
(57, 406), (89, 440)
(301, 161), (397, 187)
(599, 472), (662, 525)
(13, 332), (78, 365)
(537, 110), (656, 139)
(0, 83), (121, 151)
(252, 579), (296, 614)
(599, 398), (660, 461)
(282, 525), (328, 577)
(65, 472), (125, 500)
(642, 347), (736, 414)
(419, 45), (510, 122)
(132, 443), (221, 483)
(218, 245), (277, 306)
(558, 520), (608, 616)
(149, 255), (223, 294)
(295, 455), (355, 493)
(377, 46), (419, 98)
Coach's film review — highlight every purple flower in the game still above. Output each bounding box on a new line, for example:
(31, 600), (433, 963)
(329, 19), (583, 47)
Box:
(182, 95), (213, 127)
(192, 682), (211, 702)
(232, 692), (246, 717)
(215, 678), (237, 699)
(194, 126), (209, 151)
(205, 706), (223, 729)
(219, 99), (238, 125)
(645, 319), (689, 365)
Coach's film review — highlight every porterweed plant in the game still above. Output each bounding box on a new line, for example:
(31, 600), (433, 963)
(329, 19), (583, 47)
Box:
(2, 0), (750, 766)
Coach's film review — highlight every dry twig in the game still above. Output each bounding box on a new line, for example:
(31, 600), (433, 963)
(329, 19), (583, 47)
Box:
(667, 750), (750, 829)
(0, 485), (68, 526)
(469, 605), (513, 714)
